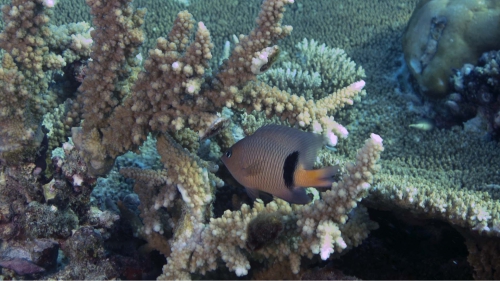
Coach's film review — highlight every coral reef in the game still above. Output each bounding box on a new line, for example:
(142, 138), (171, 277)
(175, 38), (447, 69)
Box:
(464, 232), (500, 279)
(0, 0), (380, 279)
(0, 0), (499, 279)
(442, 50), (500, 139)
(246, 212), (285, 251)
(0, 0), (91, 163)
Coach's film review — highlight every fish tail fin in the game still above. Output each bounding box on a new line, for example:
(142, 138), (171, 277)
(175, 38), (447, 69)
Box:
(295, 165), (339, 188)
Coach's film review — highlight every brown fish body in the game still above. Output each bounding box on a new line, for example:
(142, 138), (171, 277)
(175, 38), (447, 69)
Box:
(221, 125), (338, 204)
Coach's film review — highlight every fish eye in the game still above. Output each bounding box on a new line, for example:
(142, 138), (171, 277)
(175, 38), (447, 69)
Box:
(225, 150), (232, 158)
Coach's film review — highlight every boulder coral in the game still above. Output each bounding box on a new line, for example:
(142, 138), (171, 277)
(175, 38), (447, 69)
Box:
(403, 0), (500, 99)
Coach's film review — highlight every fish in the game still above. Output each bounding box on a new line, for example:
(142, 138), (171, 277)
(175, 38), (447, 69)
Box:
(409, 119), (434, 131)
(221, 124), (339, 204)
(199, 115), (231, 142)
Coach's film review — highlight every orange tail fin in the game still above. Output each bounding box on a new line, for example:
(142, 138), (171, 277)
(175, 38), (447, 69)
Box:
(294, 165), (339, 188)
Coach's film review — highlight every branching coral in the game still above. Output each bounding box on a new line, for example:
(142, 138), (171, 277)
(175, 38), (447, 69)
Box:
(262, 38), (366, 100)
(0, 0), (385, 279)
(72, 0), (367, 176)
(152, 134), (383, 278)
(0, 0), (90, 163)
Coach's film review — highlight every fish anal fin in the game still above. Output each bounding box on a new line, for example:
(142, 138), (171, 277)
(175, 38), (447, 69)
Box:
(294, 166), (339, 188)
(245, 187), (260, 201)
(274, 187), (311, 204)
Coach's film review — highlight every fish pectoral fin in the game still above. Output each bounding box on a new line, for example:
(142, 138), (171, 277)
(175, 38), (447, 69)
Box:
(245, 187), (260, 201)
(242, 161), (264, 177)
(294, 165), (339, 188)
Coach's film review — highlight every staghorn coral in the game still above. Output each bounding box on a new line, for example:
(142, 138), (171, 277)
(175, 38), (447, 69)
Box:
(71, 0), (146, 175)
(0, 0), (90, 163)
(61, 0), (383, 278)
(74, 0), (301, 175)
(122, 134), (382, 279)
(167, 134), (383, 277)
(72, 0), (368, 179)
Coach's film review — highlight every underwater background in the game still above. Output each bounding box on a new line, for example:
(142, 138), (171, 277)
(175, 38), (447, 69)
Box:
(0, 0), (499, 279)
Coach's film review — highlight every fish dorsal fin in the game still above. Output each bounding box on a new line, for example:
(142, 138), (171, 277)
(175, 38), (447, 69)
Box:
(253, 124), (323, 170)
(294, 132), (323, 170)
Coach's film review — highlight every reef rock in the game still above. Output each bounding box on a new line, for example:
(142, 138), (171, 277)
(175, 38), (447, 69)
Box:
(403, 0), (500, 98)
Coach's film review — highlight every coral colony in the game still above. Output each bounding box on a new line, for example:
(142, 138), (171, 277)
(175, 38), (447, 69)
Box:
(1, 0), (500, 279)
(0, 0), (382, 278)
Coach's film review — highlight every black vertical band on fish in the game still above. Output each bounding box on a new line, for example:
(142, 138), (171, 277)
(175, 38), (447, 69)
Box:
(283, 151), (299, 190)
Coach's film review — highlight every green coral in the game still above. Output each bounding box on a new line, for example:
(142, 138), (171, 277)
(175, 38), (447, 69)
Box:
(261, 38), (365, 100)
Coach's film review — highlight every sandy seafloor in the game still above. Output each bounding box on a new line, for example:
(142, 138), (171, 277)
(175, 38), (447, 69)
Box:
(1, 0), (500, 279)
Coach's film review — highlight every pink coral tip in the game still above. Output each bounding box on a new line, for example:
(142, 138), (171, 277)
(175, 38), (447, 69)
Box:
(370, 133), (383, 144)
(351, 80), (365, 91)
